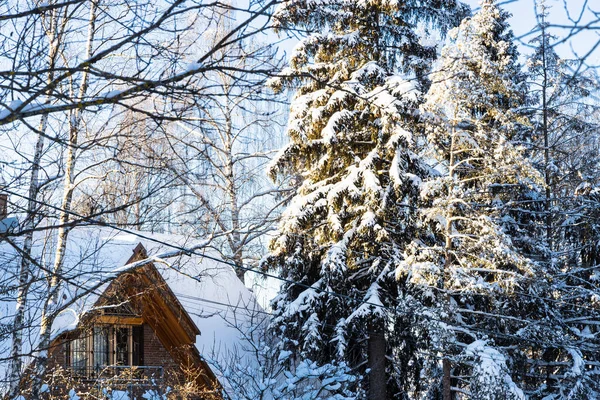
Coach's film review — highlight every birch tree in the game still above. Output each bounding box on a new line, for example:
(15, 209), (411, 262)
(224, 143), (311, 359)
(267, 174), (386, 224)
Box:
(31, 2), (103, 395)
(0, 0), (278, 125)
(0, 0), (281, 396)
(6, 4), (63, 396)
(170, 21), (288, 280)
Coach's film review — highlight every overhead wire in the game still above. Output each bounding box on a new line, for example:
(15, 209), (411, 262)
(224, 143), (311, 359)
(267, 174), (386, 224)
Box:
(2, 187), (600, 354)
(2, 189), (599, 397)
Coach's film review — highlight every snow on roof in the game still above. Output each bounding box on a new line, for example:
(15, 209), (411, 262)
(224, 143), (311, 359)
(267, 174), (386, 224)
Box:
(0, 225), (263, 394)
(0, 217), (18, 234)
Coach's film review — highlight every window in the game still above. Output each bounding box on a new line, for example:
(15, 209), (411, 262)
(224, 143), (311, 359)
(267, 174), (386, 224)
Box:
(115, 327), (129, 365)
(71, 336), (88, 376)
(114, 326), (144, 366)
(67, 325), (144, 376)
(93, 327), (109, 368)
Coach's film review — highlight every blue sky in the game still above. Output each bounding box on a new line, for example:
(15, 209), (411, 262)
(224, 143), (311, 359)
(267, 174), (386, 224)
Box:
(464, 0), (600, 64)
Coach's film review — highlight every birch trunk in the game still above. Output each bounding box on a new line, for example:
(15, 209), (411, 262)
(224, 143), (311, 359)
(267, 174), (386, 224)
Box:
(31, 2), (97, 396)
(8, 6), (62, 396)
(222, 100), (245, 281)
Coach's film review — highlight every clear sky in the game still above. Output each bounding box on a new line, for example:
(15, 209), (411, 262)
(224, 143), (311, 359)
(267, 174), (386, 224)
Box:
(464, 0), (600, 65)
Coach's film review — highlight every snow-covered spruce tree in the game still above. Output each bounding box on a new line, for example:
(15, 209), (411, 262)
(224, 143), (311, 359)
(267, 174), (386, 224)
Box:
(407, 1), (554, 397)
(265, 0), (468, 398)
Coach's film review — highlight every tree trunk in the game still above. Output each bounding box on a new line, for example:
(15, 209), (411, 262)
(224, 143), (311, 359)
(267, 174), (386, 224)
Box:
(541, 18), (553, 253)
(442, 358), (452, 400)
(8, 119), (47, 398)
(441, 123), (457, 400)
(368, 328), (386, 400)
(31, 2), (97, 396)
(8, 6), (60, 396)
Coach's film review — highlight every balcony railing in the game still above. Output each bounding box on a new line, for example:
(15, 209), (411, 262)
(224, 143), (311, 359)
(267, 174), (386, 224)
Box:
(67, 365), (164, 388)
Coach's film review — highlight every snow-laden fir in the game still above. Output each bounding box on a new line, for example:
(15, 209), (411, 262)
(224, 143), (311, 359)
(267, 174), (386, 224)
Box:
(266, 0), (600, 398)
(265, 0), (469, 397)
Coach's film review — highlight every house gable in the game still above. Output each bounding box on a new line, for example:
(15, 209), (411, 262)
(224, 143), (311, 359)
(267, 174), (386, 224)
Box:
(51, 242), (221, 397)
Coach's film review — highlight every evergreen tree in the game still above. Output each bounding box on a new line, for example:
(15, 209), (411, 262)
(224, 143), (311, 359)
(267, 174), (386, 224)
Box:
(266, 0), (468, 397)
(412, 1), (546, 397)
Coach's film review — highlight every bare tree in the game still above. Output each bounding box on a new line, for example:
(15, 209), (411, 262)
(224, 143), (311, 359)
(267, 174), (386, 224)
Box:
(149, 10), (289, 281)
(203, 302), (358, 400)
(171, 65), (289, 281)
(0, 0), (281, 396)
(0, 0), (278, 125)
(6, 2), (64, 396)
(72, 111), (186, 232)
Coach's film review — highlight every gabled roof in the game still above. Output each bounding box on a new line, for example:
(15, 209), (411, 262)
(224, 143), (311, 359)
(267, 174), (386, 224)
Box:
(0, 225), (263, 395)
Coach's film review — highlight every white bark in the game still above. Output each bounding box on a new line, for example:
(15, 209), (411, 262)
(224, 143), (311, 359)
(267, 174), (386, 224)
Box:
(32, 1), (97, 395)
(8, 5), (62, 396)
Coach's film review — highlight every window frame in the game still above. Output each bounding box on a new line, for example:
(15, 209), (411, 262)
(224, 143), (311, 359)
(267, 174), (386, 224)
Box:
(66, 324), (144, 377)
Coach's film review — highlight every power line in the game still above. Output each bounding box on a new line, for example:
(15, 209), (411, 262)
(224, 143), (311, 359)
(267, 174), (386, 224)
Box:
(5, 185), (600, 328)
(173, 290), (600, 373)
(3, 187), (600, 354)
(174, 293), (559, 371)
(3, 183), (597, 318)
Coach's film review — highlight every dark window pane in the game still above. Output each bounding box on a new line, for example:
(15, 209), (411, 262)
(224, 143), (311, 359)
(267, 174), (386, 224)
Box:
(132, 325), (144, 366)
(115, 327), (129, 365)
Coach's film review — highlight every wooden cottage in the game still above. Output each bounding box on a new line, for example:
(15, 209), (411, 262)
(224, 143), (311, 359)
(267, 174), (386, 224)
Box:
(1, 228), (261, 399)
